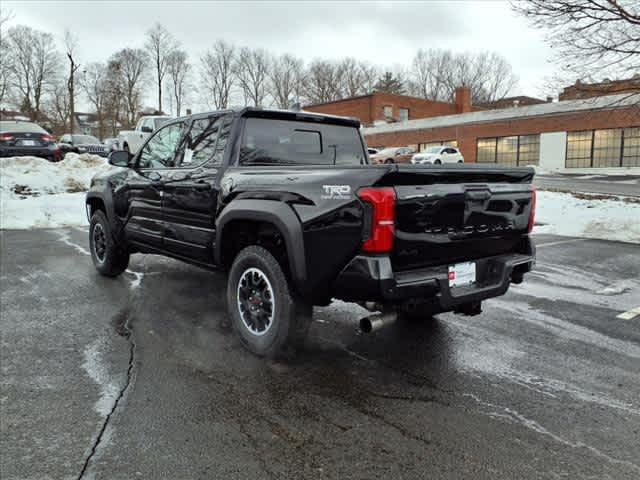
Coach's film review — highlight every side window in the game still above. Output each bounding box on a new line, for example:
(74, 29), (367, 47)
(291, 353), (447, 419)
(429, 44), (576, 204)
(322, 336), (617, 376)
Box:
(182, 116), (221, 167)
(137, 122), (184, 169)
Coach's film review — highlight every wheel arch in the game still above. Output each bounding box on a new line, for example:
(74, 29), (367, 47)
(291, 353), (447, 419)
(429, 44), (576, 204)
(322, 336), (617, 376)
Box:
(215, 199), (307, 288)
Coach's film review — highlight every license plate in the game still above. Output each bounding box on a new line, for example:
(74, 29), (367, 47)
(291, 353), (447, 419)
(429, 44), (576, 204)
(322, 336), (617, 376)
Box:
(21, 140), (36, 146)
(448, 261), (476, 287)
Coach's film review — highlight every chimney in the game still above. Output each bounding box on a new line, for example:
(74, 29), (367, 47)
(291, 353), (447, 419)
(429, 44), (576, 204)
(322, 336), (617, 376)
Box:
(454, 87), (472, 113)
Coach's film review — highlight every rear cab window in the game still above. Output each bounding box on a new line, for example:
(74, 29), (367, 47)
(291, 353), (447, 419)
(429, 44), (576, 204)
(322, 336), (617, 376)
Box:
(239, 118), (366, 166)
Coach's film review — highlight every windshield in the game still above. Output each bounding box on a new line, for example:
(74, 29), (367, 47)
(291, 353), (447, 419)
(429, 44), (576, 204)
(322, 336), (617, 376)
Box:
(154, 118), (171, 129)
(72, 135), (101, 144)
(240, 117), (365, 166)
(426, 146), (443, 154)
(0, 121), (47, 134)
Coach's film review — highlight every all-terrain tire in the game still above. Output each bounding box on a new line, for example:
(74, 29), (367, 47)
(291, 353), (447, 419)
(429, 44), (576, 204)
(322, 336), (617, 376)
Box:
(89, 210), (129, 277)
(227, 245), (311, 357)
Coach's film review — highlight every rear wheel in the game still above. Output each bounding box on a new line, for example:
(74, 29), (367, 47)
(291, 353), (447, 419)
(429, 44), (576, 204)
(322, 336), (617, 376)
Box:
(227, 245), (312, 357)
(434, 159), (442, 165)
(458, 160), (464, 163)
(384, 158), (394, 164)
(89, 210), (129, 277)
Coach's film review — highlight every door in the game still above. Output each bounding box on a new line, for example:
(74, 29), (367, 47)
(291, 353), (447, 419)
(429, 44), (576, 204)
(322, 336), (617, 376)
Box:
(162, 115), (232, 262)
(120, 121), (186, 249)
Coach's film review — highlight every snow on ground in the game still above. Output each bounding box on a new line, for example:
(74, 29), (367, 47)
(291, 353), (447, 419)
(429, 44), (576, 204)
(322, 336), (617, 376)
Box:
(534, 190), (640, 244)
(1, 154), (113, 229)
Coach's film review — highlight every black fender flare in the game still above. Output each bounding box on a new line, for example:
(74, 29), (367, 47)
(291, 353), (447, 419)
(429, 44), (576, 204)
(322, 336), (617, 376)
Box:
(215, 199), (306, 287)
(85, 190), (119, 237)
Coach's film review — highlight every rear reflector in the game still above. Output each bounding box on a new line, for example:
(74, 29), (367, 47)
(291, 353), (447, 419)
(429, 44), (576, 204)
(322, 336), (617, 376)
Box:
(527, 186), (536, 233)
(358, 187), (396, 253)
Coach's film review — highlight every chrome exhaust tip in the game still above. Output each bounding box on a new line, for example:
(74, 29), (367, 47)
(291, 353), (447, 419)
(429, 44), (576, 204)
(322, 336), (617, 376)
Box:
(359, 311), (397, 334)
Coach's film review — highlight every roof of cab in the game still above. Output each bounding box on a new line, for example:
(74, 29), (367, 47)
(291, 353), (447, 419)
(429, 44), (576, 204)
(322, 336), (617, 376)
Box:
(174, 107), (361, 128)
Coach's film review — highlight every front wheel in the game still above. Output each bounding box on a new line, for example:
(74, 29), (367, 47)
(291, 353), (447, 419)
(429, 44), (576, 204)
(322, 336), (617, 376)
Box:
(434, 159), (442, 165)
(89, 210), (129, 277)
(384, 158), (394, 164)
(227, 246), (312, 357)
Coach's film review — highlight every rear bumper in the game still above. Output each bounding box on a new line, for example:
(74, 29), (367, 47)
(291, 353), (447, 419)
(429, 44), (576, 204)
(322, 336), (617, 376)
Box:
(332, 237), (535, 310)
(0, 146), (60, 160)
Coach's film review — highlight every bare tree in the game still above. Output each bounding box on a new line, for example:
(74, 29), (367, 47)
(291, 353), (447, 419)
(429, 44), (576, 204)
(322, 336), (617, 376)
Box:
(7, 25), (59, 121)
(103, 59), (126, 135)
(110, 48), (147, 126)
(269, 54), (305, 109)
(47, 81), (70, 131)
(512, 0), (640, 79)
(81, 62), (110, 139)
(64, 29), (81, 132)
(304, 60), (344, 104)
(235, 47), (270, 107)
(407, 49), (518, 103)
(409, 49), (451, 100)
(166, 49), (189, 116)
(0, 10), (13, 107)
(340, 58), (378, 97)
(145, 23), (177, 113)
(201, 40), (235, 109)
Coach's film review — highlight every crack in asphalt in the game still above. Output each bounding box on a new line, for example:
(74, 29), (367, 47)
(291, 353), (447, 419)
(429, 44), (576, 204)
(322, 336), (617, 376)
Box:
(76, 305), (137, 480)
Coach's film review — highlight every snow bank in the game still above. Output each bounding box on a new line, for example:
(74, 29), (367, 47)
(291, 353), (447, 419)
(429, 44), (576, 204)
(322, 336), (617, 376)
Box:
(534, 191), (640, 244)
(1, 154), (112, 229)
(0, 153), (111, 195)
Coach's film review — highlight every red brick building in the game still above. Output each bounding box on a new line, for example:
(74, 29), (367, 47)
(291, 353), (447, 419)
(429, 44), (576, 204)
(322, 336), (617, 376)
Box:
(560, 76), (640, 101)
(361, 94), (639, 170)
(304, 88), (477, 126)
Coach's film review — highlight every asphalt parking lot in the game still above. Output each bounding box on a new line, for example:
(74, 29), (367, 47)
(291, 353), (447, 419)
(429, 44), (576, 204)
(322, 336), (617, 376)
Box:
(2, 228), (639, 480)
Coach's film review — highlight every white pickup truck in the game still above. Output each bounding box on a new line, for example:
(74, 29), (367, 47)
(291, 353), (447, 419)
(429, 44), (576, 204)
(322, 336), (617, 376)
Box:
(117, 115), (173, 154)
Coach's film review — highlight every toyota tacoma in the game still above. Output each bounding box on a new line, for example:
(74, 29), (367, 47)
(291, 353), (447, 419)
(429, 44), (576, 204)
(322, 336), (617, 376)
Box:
(86, 108), (536, 357)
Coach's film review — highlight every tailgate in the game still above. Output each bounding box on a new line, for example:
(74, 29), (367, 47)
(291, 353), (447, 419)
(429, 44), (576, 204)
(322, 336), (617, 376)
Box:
(378, 165), (535, 271)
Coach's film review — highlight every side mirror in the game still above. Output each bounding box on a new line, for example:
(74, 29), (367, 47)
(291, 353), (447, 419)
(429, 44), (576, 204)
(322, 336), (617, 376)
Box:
(140, 125), (153, 133)
(108, 150), (132, 167)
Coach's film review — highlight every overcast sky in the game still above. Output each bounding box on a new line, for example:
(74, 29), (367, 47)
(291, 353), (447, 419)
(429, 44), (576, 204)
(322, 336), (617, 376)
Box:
(4, 0), (557, 110)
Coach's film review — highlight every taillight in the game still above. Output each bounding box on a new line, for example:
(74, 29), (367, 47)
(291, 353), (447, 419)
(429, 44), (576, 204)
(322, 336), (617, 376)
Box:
(0, 133), (14, 141)
(41, 134), (54, 142)
(358, 187), (396, 253)
(527, 186), (536, 233)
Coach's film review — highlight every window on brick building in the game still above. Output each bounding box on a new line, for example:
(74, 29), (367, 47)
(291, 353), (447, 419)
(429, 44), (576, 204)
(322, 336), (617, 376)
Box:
(566, 130), (594, 168)
(476, 134), (540, 165)
(477, 138), (497, 163)
(398, 108), (409, 122)
(383, 105), (393, 118)
(623, 127), (640, 167)
(566, 127), (640, 168)
(496, 136), (518, 166)
(593, 129), (622, 167)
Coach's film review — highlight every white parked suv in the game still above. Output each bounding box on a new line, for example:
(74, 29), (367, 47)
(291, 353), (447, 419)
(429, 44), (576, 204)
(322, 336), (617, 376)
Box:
(117, 115), (173, 154)
(411, 146), (464, 165)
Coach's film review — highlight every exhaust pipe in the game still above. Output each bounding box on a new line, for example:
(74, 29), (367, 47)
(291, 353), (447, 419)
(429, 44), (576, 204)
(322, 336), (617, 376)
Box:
(359, 311), (397, 334)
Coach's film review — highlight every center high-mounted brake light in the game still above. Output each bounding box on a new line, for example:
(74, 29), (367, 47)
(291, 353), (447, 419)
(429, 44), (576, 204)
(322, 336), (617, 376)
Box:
(358, 187), (396, 253)
(527, 185), (536, 233)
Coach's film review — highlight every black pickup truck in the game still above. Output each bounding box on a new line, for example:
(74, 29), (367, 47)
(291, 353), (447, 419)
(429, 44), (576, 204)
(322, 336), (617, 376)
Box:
(86, 108), (536, 357)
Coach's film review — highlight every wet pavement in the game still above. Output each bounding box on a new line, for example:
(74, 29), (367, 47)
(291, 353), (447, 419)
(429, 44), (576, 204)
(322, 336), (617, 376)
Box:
(1, 228), (639, 479)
